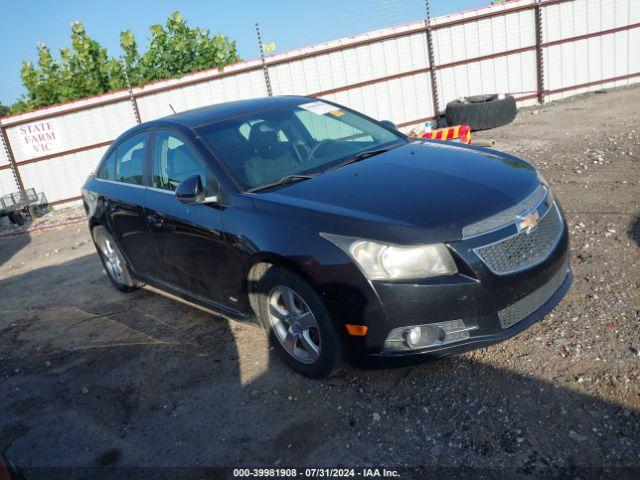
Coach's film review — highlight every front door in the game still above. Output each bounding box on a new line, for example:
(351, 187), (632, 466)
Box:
(144, 129), (232, 305)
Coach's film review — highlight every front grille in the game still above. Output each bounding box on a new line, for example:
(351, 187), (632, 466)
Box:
(474, 203), (563, 275)
(498, 260), (569, 329)
(462, 185), (548, 239)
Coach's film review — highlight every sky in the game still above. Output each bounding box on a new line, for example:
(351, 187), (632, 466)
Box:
(0, 0), (487, 105)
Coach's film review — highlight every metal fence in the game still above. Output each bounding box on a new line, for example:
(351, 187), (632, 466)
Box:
(0, 0), (638, 207)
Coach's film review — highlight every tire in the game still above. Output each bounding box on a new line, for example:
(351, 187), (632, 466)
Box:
(254, 266), (345, 378)
(30, 205), (47, 218)
(445, 95), (517, 131)
(465, 94), (498, 103)
(92, 226), (143, 292)
(8, 211), (26, 226)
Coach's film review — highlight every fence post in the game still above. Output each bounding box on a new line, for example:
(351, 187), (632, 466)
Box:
(255, 22), (273, 97)
(0, 122), (27, 202)
(424, 0), (440, 123)
(534, 0), (545, 104)
(121, 57), (142, 123)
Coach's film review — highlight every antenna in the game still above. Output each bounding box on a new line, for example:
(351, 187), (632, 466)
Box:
(169, 104), (176, 114)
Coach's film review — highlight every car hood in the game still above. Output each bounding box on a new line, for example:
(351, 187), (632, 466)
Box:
(251, 141), (541, 243)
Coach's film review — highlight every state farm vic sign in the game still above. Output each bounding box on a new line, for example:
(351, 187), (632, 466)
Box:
(17, 119), (64, 160)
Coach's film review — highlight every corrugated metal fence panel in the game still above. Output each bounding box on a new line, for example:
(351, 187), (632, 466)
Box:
(433, 5), (536, 66)
(544, 0), (640, 100)
(1, 0), (639, 204)
(434, 7), (538, 107)
(438, 51), (539, 107)
(5, 100), (135, 163)
(0, 169), (17, 194)
(321, 71), (433, 126)
(18, 146), (109, 203)
(0, 140), (9, 167)
(1, 90), (132, 128)
(269, 29), (429, 97)
(137, 69), (269, 121)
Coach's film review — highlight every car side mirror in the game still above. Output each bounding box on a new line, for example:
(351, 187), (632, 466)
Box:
(380, 120), (397, 130)
(175, 175), (206, 204)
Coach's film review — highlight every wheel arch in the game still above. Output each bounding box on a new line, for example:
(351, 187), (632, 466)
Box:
(243, 252), (317, 317)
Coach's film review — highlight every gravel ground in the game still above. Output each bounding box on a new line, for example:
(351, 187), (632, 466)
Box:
(0, 206), (86, 238)
(0, 86), (639, 479)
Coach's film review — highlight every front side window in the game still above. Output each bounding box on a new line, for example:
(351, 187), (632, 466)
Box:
(198, 100), (404, 191)
(152, 131), (214, 195)
(114, 133), (146, 185)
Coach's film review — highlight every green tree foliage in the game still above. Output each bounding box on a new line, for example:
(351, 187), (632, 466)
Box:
(0, 104), (9, 116)
(11, 12), (240, 114)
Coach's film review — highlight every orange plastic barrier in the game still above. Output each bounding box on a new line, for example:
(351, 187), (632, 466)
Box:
(422, 125), (471, 144)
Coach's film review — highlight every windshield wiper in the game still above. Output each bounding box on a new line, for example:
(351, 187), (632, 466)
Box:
(328, 144), (403, 172)
(246, 174), (319, 193)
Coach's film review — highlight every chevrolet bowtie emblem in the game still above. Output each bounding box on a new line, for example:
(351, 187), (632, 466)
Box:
(517, 211), (540, 234)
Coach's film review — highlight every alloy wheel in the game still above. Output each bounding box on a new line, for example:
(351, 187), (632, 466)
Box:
(267, 285), (321, 364)
(99, 236), (124, 283)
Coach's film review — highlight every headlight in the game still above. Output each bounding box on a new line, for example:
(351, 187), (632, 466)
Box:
(320, 233), (457, 280)
(537, 173), (555, 204)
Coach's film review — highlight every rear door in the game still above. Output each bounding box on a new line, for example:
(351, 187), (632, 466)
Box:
(144, 129), (233, 305)
(95, 131), (153, 275)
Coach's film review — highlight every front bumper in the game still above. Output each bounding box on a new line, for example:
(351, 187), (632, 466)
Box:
(371, 265), (572, 361)
(345, 206), (571, 364)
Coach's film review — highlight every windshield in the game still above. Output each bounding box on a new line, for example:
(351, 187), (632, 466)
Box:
(197, 99), (405, 191)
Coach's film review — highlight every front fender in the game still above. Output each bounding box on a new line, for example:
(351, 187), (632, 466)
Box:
(222, 201), (385, 334)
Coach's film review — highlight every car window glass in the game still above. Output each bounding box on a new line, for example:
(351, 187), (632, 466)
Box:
(114, 133), (146, 185)
(198, 101), (402, 190)
(294, 110), (373, 143)
(152, 131), (211, 194)
(97, 150), (116, 180)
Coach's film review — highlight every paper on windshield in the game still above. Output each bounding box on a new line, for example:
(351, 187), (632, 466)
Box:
(298, 101), (335, 116)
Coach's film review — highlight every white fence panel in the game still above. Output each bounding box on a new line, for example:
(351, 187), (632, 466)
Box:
(0, 0), (638, 204)
(137, 69), (268, 121)
(5, 100), (135, 163)
(0, 141), (9, 167)
(543, 0), (640, 100)
(0, 169), (17, 195)
(18, 147), (109, 203)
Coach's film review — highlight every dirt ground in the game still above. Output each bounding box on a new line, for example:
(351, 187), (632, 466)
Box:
(1, 86), (639, 479)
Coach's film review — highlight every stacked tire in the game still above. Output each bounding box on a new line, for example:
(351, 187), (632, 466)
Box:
(445, 94), (517, 131)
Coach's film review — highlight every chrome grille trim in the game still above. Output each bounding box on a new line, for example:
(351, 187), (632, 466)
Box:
(462, 185), (548, 239)
(473, 203), (563, 275)
(498, 260), (569, 329)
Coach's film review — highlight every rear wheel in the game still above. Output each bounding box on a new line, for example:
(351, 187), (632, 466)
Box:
(92, 226), (142, 292)
(254, 266), (344, 378)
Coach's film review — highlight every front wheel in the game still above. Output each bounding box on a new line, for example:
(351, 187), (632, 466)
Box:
(255, 266), (344, 378)
(92, 226), (143, 292)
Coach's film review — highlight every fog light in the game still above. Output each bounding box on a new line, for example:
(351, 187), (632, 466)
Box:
(404, 327), (422, 347)
(383, 319), (478, 352)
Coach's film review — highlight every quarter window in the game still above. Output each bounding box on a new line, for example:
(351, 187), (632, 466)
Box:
(152, 131), (211, 193)
(114, 133), (146, 185)
(97, 150), (116, 180)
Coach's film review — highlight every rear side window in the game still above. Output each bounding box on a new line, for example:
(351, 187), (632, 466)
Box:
(114, 133), (146, 185)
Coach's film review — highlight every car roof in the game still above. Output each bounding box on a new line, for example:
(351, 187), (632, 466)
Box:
(153, 95), (314, 129)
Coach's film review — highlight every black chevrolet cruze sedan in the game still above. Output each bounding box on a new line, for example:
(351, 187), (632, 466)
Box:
(82, 96), (572, 377)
